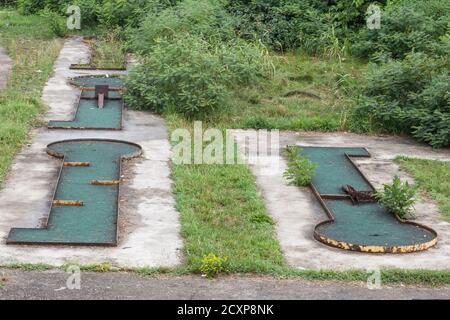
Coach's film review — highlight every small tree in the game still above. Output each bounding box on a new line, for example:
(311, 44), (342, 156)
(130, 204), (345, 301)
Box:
(376, 176), (418, 219)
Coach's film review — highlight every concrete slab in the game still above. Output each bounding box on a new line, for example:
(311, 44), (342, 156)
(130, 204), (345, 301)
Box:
(231, 130), (450, 270)
(0, 46), (12, 90)
(0, 37), (183, 267)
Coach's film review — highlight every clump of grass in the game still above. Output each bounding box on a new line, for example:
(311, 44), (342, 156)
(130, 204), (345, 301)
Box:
(283, 146), (317, 187)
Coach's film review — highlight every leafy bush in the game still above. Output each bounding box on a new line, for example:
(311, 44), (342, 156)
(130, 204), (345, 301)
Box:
(39, 7), (66, 37)
(353, 0), (450, 60)
(283, 146), (317, 187)
(125, 35), (272, 116)
(353, 53), (450, 147)
(0, 0), (17, 7)
(376, 176), (417, 219)
(17, 0), (67, 15)
(225, 0), (327, 52)
(225, 0), (384, 53)
(200, 253), (229, 278)
(15, 0), (178, 28)
(128, 0), (234, 55)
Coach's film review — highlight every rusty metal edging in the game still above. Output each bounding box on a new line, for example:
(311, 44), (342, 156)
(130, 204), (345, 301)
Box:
(300, 147), (438, 254)
(6, 139), (143, 247)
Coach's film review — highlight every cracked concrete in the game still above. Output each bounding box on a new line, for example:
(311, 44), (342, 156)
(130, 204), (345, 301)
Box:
(231, 130), (450, 270)
(0, 46), (12, 90)
(0, 37), (183, 267)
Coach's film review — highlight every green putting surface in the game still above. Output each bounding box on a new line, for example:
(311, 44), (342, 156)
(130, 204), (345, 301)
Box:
(48, 76), (124, 130)
(300, 147), (372, 195)
(298, 146), (437, 252)
(7, 140), (142, 245)
(48, 96), (122, 130)
(318, 200), (436, 247)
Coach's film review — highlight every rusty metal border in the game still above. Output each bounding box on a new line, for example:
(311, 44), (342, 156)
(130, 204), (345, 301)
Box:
(6, 138), (143, 246)
(295, 146), (438, 254)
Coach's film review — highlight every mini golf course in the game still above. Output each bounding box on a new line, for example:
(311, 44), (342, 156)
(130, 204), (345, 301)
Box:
(47, 76), (124, 130)
(7, 139), (142, 246)
(298, 147), (438, 253)
(7, 75), (143, 246)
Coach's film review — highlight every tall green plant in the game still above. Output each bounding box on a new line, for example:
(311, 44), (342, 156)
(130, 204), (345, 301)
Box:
(283, 146), (317, 187)
(376, 176), (417, 219)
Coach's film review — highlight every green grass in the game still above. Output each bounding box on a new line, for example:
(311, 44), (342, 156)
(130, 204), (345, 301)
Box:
(173, 162), (286, 273)
(164, 116), (284, 273)
(0, 9), (58, 39)
(204, 52), (365, 131)
(0, 10), (63, 184)
(90, 34), (125, 69)
(396, 156), (450, 218)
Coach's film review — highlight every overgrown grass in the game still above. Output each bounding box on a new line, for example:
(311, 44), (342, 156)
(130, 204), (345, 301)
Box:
(396, 156), (450, 218)
(165, 116), (285, 273)
(206, 52), (364, 131)
(0, 10), (63, 184)
(89, 33), (125, 69)
(173, 161), (286, 273)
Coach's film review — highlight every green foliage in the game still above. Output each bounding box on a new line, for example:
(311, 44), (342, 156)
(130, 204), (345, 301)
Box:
(353, 0), (450, 60)
(225, 0), (383, 53)
(283, 146), (317, 187)
(200, 253), (229, 278)
(39, 7), (66, 37)
(14, 0), (179, 28)
(0, 0), (17, 7)
(225, 0), (327, 52)
(128, 0), (234, 55)
(125, 35), (272, 116)
(376, 176), (417, 219)
(353, 53), (450, 147)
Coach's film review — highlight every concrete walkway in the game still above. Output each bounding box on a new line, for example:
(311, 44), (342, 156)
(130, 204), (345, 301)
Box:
(0, 37), (183, 267)
(231, 130), (450, 271)
(0, 269), (449, 300)
(0, 47), (12, 90)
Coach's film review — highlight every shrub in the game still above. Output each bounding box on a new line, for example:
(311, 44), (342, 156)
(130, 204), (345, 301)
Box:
(128, 0), (234, 55)
(200, 253), (229, 278)
(353, 53), (450, 147)
(70, 0), (100, 27)
(225, 0), (327, 52)
(39, 7), (66, 37)
(17, 0), (67, 15)
(0, 0), (17, 7)
(376, 176), (417, 219)
(353, 0), (450, 60)
(283, 146), (317, 187)
(125, 35), (272, 116)
(225, 0), (384, 53)
(15, 0), (177, 28)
